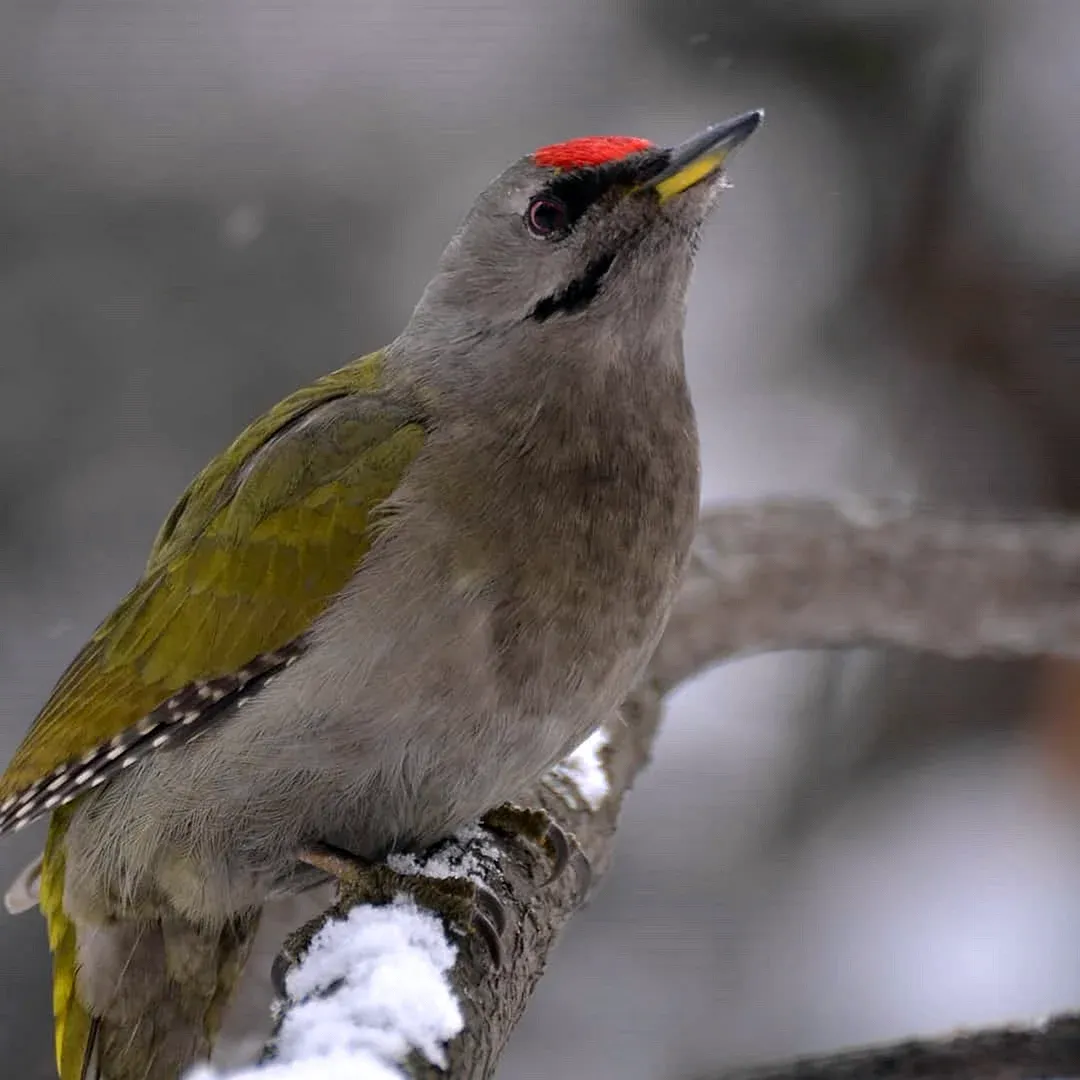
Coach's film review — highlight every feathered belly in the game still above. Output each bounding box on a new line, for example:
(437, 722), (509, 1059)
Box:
(60, 481), (691, 927)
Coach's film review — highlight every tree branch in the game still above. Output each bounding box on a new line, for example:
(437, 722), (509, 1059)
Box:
(257, 498), (1080, 1080)
(721, 1012), (1080, 1080)
(652, 498), (1080, 694)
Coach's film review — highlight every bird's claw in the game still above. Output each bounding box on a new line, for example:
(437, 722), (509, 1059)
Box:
(481, 803), (590, 898)
(270, 839), (507, 998)
(474, 876), (507, 938)
(542, 819), (592, 901)
(471, 884), (505, 968)
(540, 816), (571, 885)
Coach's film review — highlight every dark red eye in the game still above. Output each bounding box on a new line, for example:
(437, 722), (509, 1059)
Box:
(526, 195), (568, 237)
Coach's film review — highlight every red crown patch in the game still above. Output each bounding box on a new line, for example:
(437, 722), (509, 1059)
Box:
(533, 135), (653, 170)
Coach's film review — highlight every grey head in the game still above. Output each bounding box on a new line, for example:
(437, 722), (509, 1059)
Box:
(392, 109), (764, 388)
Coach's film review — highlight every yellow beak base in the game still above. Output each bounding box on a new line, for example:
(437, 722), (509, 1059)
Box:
(653, 151), (729, 202)
(645, 109), (763, 203)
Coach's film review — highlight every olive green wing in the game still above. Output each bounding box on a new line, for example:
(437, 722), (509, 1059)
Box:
(0, 350), (426, 829)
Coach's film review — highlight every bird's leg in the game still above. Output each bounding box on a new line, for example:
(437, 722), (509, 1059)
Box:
(271, 840), (505, 998)
(481, 803), (591, 897)
(272, 808), (588, 998)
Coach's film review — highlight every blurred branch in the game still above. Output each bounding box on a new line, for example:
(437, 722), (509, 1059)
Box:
(653, 498), (1080, 693)
(721, 1012), (1080, 1080)
(266, 497), (1080, 1079)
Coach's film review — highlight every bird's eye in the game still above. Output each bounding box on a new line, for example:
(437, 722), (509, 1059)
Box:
(526, 196), (569, 238)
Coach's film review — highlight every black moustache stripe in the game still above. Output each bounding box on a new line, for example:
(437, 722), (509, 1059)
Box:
(530, 252), (616, 321)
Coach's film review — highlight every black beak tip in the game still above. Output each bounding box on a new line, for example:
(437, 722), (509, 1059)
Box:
(670, 107), (766, 167)
(645, 107), (765, 195)
(718, 107), (765, 148)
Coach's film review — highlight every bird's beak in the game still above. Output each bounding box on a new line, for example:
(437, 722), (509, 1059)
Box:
(643, 109), (764, 202)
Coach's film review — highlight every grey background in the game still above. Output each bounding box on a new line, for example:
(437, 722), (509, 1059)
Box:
(2, 1), (1080, 1077)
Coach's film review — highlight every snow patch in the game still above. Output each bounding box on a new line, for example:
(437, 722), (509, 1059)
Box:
(189, 1050), (404, 1080)
(187, 898), (462, 1080)
(546, 727), (610, 811)
(387, 823), (501, 886)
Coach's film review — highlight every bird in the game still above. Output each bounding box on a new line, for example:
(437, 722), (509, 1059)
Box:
(0, 108), (762, 1080)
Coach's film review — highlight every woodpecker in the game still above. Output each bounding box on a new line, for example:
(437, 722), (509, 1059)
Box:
(0, 109), (763, 1080)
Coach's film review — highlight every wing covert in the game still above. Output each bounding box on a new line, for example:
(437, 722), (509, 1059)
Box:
(0, 355), (426, 820)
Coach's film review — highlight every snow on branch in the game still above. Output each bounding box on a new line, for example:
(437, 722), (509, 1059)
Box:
(208, 497), (1080, 1080)
(190, 901), (463, 1080)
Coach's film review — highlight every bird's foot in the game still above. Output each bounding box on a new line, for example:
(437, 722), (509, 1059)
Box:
(481, 803), (591, 898)
(271, 840), (505, 997)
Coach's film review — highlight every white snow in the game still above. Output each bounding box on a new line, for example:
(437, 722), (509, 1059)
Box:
(387, 823), (501, 886)
(187, 898), (463, 1080)
(546, 727), (610, 811)
(190, 1050), (404, 1080)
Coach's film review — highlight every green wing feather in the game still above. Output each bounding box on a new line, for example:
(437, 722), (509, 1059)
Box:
(0, 348), (427, 1079)
(0, 350), (425, 801)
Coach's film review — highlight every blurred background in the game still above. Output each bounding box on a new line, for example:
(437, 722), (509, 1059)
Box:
(2, 0), (1080, 1076)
